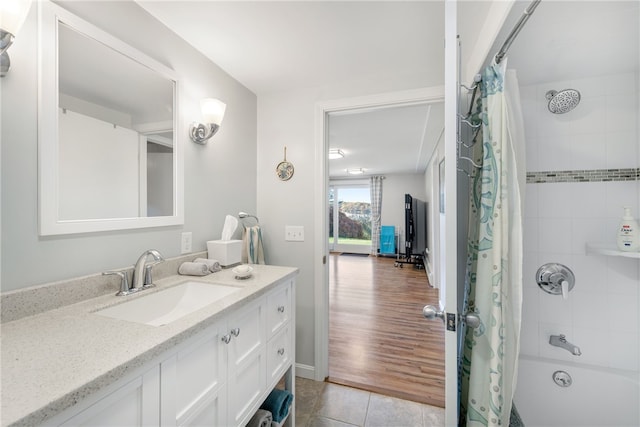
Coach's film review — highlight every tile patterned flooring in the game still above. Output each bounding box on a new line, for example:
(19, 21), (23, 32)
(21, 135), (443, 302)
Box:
(294, 377), (445, 427)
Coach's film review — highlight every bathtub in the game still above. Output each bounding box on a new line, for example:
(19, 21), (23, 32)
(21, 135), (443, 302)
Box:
(514, 356), (639, 427)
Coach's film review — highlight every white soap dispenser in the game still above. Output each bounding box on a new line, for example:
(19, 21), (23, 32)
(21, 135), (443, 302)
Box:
(616, 207), (640, 252)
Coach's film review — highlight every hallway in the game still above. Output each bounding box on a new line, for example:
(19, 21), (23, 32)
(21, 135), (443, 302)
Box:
(328, 253), (445, 407)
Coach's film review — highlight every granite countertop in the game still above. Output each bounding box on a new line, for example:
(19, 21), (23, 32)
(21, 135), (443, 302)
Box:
(0, 265), (298, 427)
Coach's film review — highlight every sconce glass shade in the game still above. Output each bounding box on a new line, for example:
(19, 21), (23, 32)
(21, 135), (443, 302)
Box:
(0, 0), (32, 39)
(201, 98), (226, 126)
(328, 149), (344, 159)
(0, 0), (32, 77)
(190, 98), (226, 144)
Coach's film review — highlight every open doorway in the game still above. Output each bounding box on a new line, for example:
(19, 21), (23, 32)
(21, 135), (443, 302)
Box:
(320, 90), (446, 405)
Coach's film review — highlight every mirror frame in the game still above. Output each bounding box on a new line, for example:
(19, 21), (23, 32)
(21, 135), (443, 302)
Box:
(38, 1), (183, 235)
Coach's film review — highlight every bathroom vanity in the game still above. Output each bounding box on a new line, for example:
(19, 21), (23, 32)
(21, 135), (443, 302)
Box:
(0, 263), (297, 427)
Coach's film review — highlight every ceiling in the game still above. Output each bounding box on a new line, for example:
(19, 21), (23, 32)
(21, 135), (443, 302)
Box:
(137, 1), (638, 178)
(327, 102), (444, 178)
(493, 1), (639, 86)
(137, 1), (446, 178)
(137, 1), (445, 95)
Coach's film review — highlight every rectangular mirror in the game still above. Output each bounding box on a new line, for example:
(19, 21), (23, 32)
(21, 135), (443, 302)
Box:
(38, 1), (183, 235)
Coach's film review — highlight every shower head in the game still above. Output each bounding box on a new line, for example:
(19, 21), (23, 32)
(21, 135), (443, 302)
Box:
(546, 89), (581, 114)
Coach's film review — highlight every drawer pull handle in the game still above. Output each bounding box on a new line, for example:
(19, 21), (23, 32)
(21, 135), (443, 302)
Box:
(230, 328), (241, 337)
(277, 306), (285, 313)
(277, 348), (285, 356)
(221, 334), (232, 344)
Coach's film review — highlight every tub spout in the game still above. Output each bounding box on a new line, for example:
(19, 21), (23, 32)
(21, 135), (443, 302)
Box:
(549, 334), (581, 356)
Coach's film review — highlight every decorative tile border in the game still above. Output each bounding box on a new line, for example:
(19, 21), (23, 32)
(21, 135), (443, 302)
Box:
(527, 168), (639, 184)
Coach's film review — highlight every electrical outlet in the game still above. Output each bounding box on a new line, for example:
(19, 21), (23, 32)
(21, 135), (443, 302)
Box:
(181, 232), (193, 254)
(285, 226), (304, 242)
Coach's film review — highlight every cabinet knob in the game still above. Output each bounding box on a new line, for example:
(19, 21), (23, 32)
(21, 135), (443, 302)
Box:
(230, 328), (241, 337)
(221, 334), (232, 344)
(277, 348), (285, 356)
(277, 305), (285, 313)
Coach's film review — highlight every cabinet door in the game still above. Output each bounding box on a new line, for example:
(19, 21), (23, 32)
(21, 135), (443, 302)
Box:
(266, 280), (292, 338)
(160, 321), (227, 427)
(226, 298), (266, 427)
(58, 366), (160, 427)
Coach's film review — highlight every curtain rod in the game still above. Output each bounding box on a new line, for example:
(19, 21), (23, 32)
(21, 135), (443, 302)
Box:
(494, 0), (541, 64)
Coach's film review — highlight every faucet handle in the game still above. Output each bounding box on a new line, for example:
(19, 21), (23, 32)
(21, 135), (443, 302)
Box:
(143, 264), (157, 289)
(102, 270), (132, 296)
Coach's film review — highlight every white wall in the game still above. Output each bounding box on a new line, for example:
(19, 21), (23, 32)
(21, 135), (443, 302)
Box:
(380, 173), (427, 250)
(1, 1), (257, 291)
(520, 72), (640, 372)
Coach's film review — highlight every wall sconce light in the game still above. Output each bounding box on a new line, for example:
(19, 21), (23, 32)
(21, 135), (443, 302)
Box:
(0, 0), (33, 77)
(189, 98), (226, 144)
(347, 168), (365, 175)
(329, 149), (345, 159)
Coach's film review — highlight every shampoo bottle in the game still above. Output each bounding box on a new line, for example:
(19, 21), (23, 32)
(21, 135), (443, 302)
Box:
(617, 207), (640, 252)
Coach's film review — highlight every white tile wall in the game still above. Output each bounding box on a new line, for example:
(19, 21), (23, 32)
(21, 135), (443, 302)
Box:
(520, 73), (640, 372)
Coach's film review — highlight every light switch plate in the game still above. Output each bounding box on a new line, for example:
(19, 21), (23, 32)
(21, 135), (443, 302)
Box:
(285, 226), (304, 242)
(181, 232), (193, 254)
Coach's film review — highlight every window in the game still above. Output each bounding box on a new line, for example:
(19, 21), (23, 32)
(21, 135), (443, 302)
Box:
(329, 184), (371, 253)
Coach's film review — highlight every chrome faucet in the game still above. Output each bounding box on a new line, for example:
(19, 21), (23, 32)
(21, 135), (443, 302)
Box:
(132, 249), (164, 290)
(549, 334), (581, 356)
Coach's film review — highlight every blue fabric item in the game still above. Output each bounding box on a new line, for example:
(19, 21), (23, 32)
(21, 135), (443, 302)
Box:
(260, 389), (293, 423)
(380, 225), (395, 254)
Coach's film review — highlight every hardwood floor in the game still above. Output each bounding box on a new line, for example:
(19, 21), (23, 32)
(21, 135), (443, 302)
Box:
(328, 253), (445, 407)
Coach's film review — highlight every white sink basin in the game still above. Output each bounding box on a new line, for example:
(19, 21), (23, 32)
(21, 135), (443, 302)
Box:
(95, 281), (241, 326)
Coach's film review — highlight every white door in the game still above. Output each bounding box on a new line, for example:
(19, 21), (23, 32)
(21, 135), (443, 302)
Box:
(429, 3), (461, 425)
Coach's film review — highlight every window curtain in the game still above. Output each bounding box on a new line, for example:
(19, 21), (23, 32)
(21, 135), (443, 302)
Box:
(460, 59), (525, 427)
(369, 176), (384, 255)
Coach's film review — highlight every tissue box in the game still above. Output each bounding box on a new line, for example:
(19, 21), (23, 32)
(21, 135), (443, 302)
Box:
(207, 240), (242, 266)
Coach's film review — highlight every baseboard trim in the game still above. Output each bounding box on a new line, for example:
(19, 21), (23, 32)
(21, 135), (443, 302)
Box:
(295, 363), (316, 380)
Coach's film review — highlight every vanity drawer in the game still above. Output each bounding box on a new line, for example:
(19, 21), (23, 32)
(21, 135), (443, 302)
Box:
(266, 324), (292, 385)
(266, 280), (292, 338)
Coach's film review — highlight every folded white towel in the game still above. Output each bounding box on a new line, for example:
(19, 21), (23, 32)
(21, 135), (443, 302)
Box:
(194, 258), (221, 273)
(246, 409), (272, 427)
(178, 262), (209, 276)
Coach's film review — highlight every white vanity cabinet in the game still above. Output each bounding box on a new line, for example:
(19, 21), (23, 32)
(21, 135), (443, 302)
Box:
(44, 277), (295, 427)
(159, 295), (268, 427)
(266, 281), (293, 385)
(159, 319), (229, 426)
(53, 366), (161, 426)
(220, 295), (267, 426)
(161, 280), (295, 427)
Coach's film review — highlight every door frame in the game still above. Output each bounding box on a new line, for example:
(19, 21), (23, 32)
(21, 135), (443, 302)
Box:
(313, 86), (445, 382)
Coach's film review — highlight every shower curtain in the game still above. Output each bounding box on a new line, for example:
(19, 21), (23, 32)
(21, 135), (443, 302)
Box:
(460, 59), (525, 427)
(369, 176), (384, 255)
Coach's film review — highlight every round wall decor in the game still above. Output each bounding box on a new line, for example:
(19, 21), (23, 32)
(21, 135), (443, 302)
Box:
(276, 146), (294, 181)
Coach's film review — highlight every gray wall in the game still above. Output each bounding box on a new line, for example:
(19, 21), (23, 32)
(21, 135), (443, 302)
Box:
(1, 1), (257, 291)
